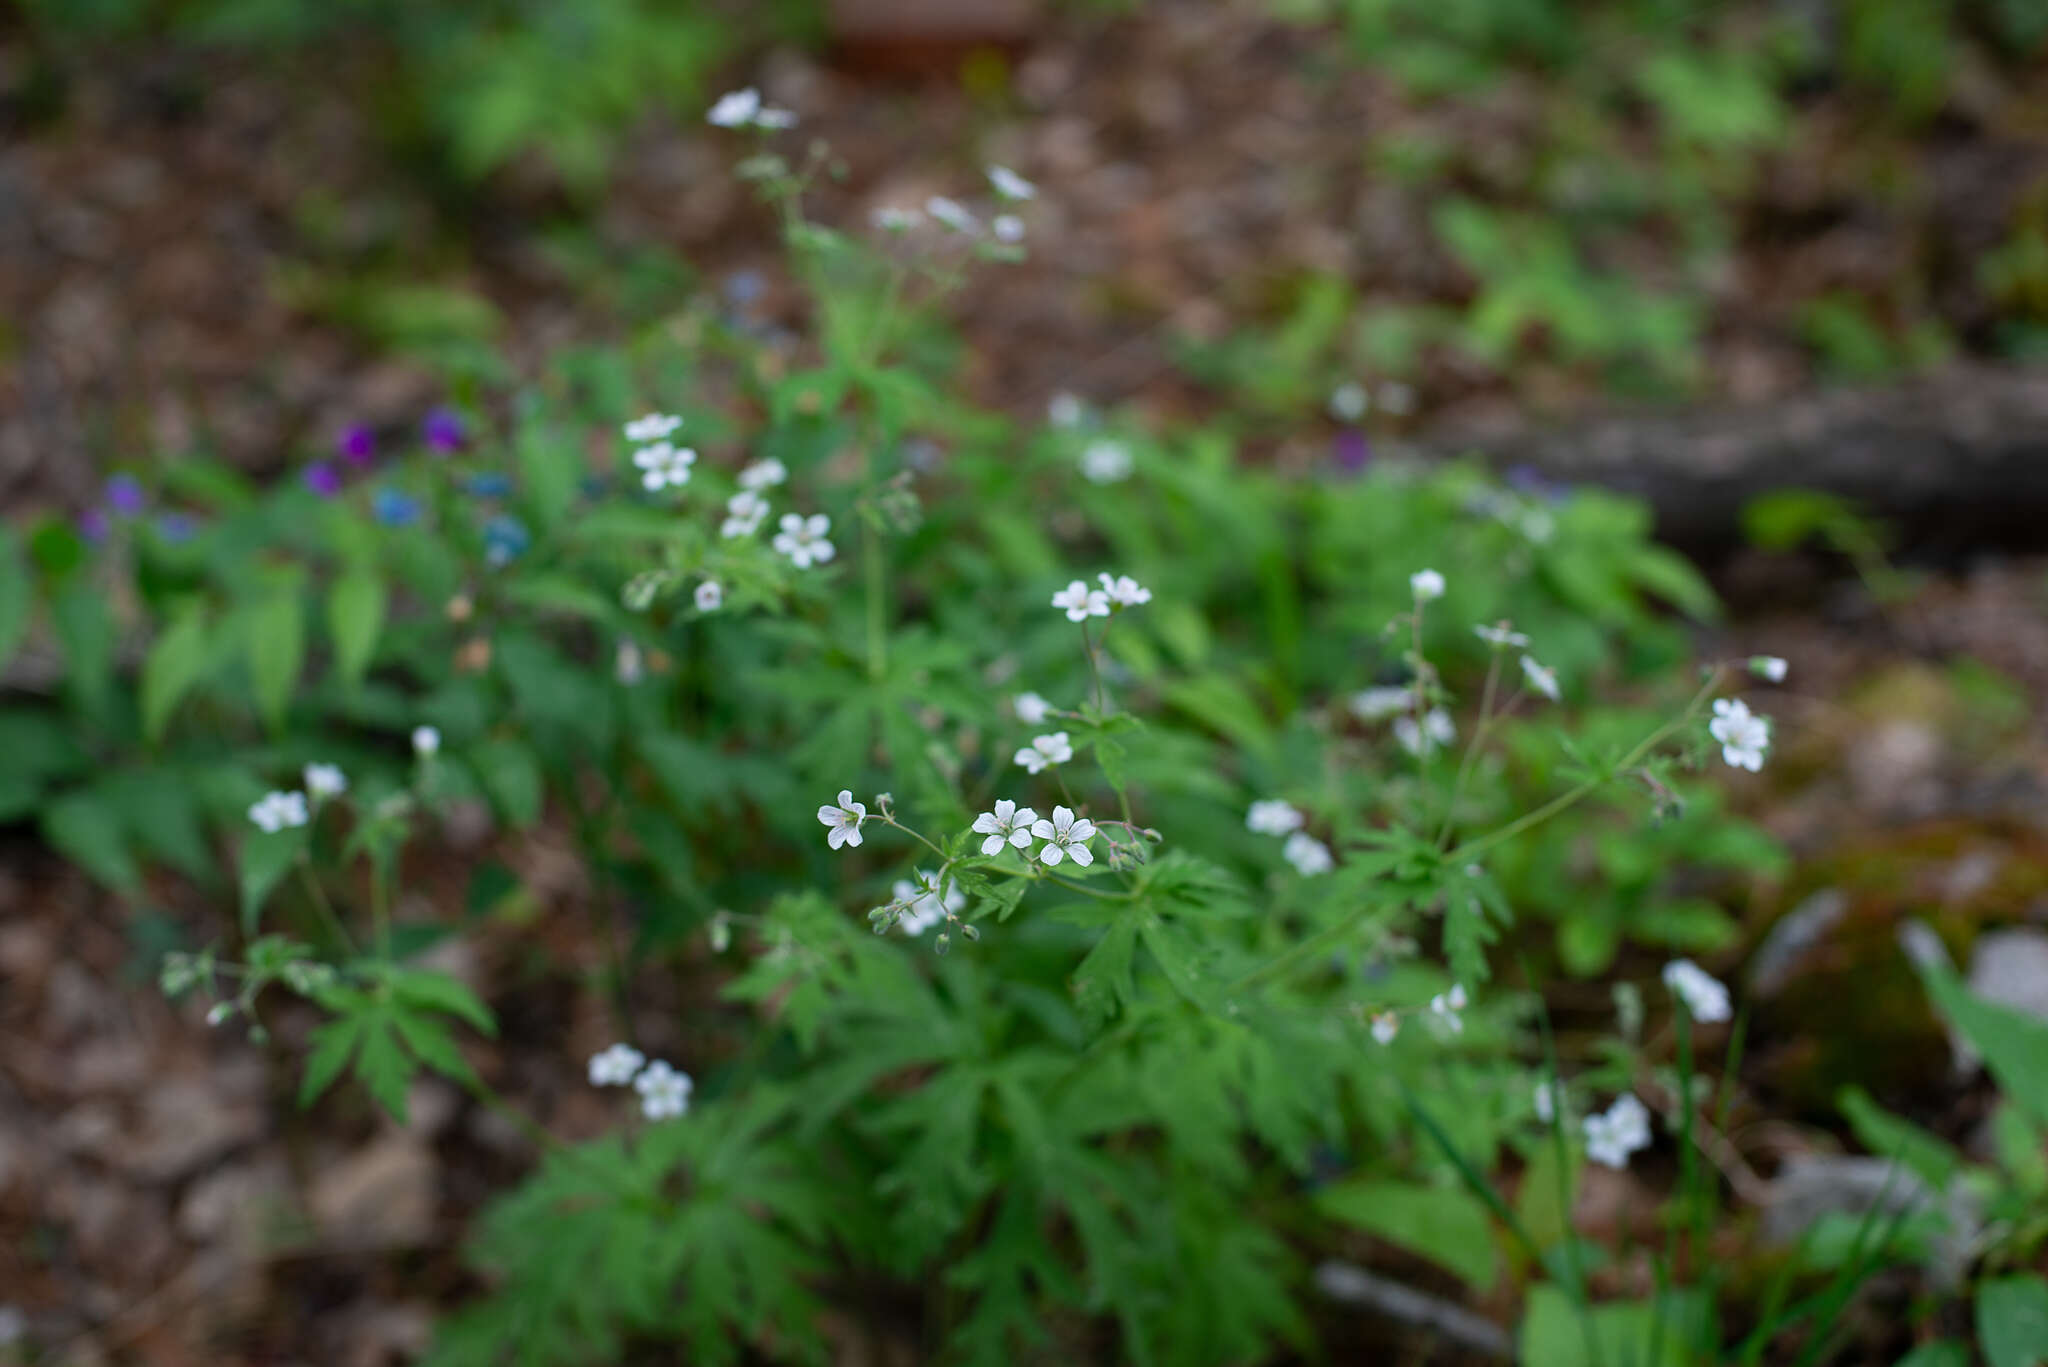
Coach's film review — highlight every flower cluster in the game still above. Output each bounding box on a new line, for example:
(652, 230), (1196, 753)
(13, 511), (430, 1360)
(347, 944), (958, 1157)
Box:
(707, 87), (795, 130)
(892, 870), (964, 935)
(248, 790), (308, 834)
(1583, 1093), (1652, 1169)
(1244, 799), (1331, 875)
(588, 1044), (695, 1120)
(624, 412), (697, 492)
(1051, 573), (1151, 622)
(1361, 981), (1470, 1046)
(1709, 697), (1771, 772)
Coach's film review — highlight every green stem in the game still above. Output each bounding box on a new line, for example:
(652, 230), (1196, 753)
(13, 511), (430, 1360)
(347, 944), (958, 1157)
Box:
(296, 859), (358, 957)
(864, 517), (886, 682)
(1436, 650), (1504, 847)
(1081, 621), (1107, 714)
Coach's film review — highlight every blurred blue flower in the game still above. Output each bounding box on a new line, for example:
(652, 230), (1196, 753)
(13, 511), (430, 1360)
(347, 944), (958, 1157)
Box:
(373, 488), (421, 527)
(105, 474), (146, 517)
(465, 472), (513, 499)
(155, 512), (199, 543)
(423, 406), (466, 453)
(483, 515), (530, 567)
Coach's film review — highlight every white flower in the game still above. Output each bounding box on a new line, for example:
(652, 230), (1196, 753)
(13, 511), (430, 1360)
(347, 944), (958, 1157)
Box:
(248, 790), (309, 833)
(587, 1043), (646, 1087)
(973, 798), (1040, 855)
(633, 441), (697, 491)
(1329, 382), (1369, 423)
(1584, 1093), (1652, 1169)
(1370, 1012), (1400, 1045)
(987, 165), (1037, 201)
(1246, 799), (1305, 837)
(1709, 697), (1771, 772)
(1662, 958), (1732, 1024)
(1410, 568), (1446, 602)
(1394, 708), (1456, 757)
(1474, 622), (1530, 649)
(892, 869), (964, 935)
(1534, 1081), (1556, 1124)
(1350, 685), (1413, 722)
(616, 640), (644, 685)
(1282, 831), (1334, 876)
(721, 490), (769, 539)
(1520, 655), (1560, 702)
(1079, 438), (1133, 484)
(1047, 392), (1086, 429)
(738, 458), (787, 490)
(707, 87), (794, 130)
(1014, 731), (1073, 774)
(872, 205), (923, 231)
(412, 725), (440, 757)
(926, 196), (979, 234)
(1052, 579), (1110, 622)
(773, 513), (835, 568)
(1013, 691), (1053, 725)
(1429, 983), (1469, 1034)
(634, 1060), (694, 1120)
(695, 580), (724, 612)
(817, 789), (867, 849)
(1031, 805), (1096, 866)
(303, 763), (347, 799)
(1751, 655), (1788, 683)
(992, 213), (1026, 244)
(1097, 572), (1152, 609)
(623, 413), (683, 443)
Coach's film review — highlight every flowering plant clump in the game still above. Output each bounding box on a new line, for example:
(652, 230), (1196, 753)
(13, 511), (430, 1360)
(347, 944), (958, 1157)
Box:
(11, 91), (1909, 1367)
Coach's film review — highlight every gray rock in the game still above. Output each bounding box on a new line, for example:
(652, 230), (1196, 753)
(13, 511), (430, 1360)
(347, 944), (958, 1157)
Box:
(1967, 928), (2048, 1023)
(1762, 1153), (1979, 1290)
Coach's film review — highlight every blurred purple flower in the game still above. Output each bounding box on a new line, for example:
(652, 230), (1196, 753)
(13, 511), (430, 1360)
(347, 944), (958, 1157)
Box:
(304, 462), (343, 498)
(79, 508), (111, 544)
(105, 474), (145, 517)
(1332, 429), (1372, 476)
(423, 407), (466, 453)
(339, 424), (376, 467)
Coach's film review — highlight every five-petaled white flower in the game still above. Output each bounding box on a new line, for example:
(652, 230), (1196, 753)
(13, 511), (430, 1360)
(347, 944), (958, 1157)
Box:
(1014, 731), (1074, 774)
(248, 790), (309, 834)
(707, 87), (795, 130)
(1097, 573), (1152, 609)
(738, 458), (787, 490)
(773, 513), (835, 568)
(1014, 691), (1054, 725)
(304, 763), (347, 800)
(1662, 958), (1732, 1024)
(412, 725), (440, 757)
(1520, 655), (1560, 702)
(1370, 1012), (1400, 1045)
(973, 799), (1041, 855)
(1751, 655), (1788, 683)
(1429, 983), (1469, 1033)
(892, 870), (963, 935)
(1350, 685), (1413, 722)
(987, 165), (1037, 201)
(634, 1060), (694, 1120)
(633, 441), (697, 491)
(992, 214), (1026, 244)
(587, 1043), (646, 1087)
(817, 789), (867, 849)
(1394, 708), (1456, 757)
(1283, 831), (1334, 876)
(623, 413), (682, 443)
(1052, 579), (1110, 622)
(1709, 697), (1771, 772)
(721, 490), (769, 539)
(926, 196), (979, 234)
(695, 580), (724, 612)
(1584, 1093), (1652, 1169)
(1048, 392), (1086, 429)
(872, 205), (923, 231)
(1031, 805), (1096, 866)
(1410, 568), (1446, 602)
(1080, 438), (1133, 484)
(1474, 622), (1530, 649)
(1246, 799), (1305, 837)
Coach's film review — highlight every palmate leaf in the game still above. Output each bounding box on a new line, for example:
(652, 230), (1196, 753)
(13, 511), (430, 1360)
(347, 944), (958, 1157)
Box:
(299, 973), (496, 1122)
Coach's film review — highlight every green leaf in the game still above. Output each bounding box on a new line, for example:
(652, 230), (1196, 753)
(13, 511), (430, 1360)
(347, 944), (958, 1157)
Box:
(140, 607), (210, 743)
(353, 1014), (413, 1122)
(386, 967), (497, 1035)
(42, 790), (141, 896)
(1915, 957), (2048, 1127)
(1893, 1342), (1969, 1367)
(1316, 1180), (1500, 1289)
(390, 1006), (478, 1086)
(0, 526), (29, 674)
(300, 1014), (364, 1107)
(1979, 1275), (2048, 1367)
(327, 572), (386, 690)
(1838, 1085), (1965, 1188)
(50, 580), (116, 719)
(469, 737), (544, 827)
(239, 826), (308, 935)
(247, 589), (305, 735)
(1519, 1285), (1709, 1367)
